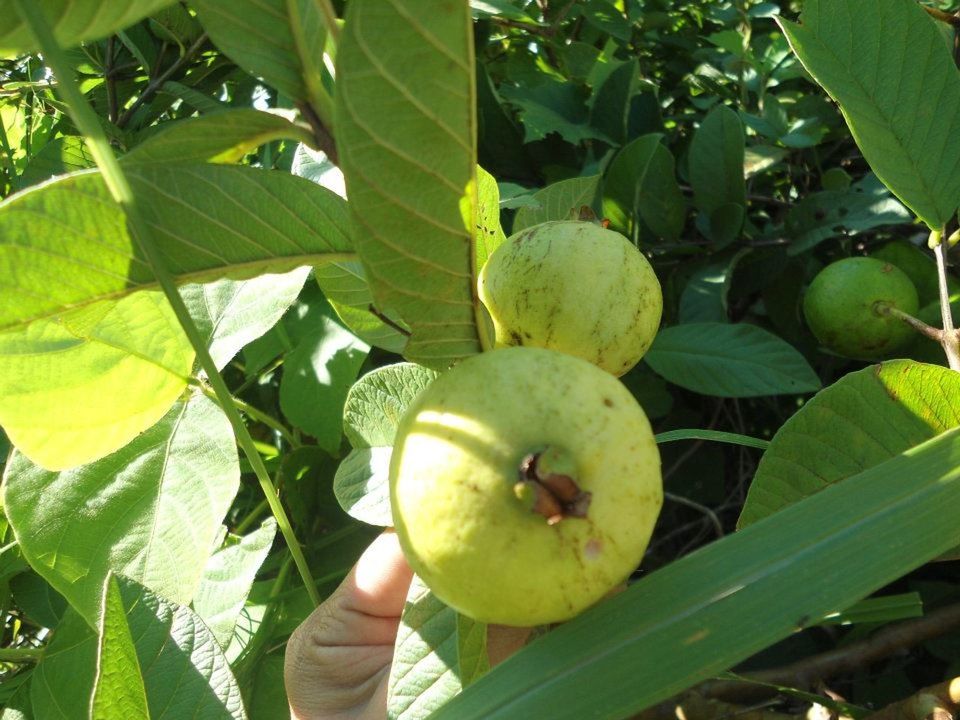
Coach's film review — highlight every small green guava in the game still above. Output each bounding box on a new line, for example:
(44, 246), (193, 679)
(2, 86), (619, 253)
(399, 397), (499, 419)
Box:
(478, 220), (663, 376)
(803, 257), (919, 360)
(389, 346), (663, 626)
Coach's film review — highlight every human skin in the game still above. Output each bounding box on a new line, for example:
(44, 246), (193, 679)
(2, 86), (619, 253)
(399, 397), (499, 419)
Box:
(284, 531), (529, 720)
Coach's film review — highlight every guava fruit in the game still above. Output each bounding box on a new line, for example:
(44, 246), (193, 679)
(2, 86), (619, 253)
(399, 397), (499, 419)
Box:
(871, 241), (956, 307)
(478, 220), (663, 376)
(802, 257), (919, 360)
(389, 347), (662, 626)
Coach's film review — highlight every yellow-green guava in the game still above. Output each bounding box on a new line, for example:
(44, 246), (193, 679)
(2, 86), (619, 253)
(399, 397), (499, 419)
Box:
(803, 257), (919, 360)
(478, 220), (663, 376)
(389, 347), (662, 626)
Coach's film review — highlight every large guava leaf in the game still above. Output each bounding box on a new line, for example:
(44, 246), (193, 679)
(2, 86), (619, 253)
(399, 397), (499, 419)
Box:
(739, 360), (960, 527)
(0, 291), (193, 470)
(0, 0), (176, 54)
(779, 0), (960, 228)
(3, 394), (239, 626)
(337, 0), (487, 368)
(0, 164), (355, 332)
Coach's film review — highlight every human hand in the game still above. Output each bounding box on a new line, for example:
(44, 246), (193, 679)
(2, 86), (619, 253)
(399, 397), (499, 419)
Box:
(284, 530), (529, 720)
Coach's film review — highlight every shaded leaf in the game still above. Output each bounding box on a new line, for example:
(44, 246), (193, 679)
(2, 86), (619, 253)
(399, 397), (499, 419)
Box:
(279, 316), (370, 454)
(3, 394), (239, 625)
(334, 363), (439, 525)
(387, 576), (463, 720)
(0, 0), (176, 54)
(193, 0), (333, 121)
(193, 519), (277, 649)
(513, 175), (601, 234)
(645, 323), (821, 397)
(125, 109), (314, 165)
(181, 267), (310, 371)
(603, 134), (685, 241)
(779, 0), (960, 228)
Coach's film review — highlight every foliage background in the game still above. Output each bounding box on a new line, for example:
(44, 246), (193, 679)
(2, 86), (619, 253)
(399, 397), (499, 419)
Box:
(2, 0), (960, 718)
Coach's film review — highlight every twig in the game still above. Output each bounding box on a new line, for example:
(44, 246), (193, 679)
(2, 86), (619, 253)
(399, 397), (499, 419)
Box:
(116, 32), (208, 129)
(921, 4), (960, 27)
(865, 677), (960, 720)
(367, 303), (412, 337)
(878, 303), (946, 343)
(701, 603), (960, 703)
(297, 100), (339, 165)
(933, 236), (960, 370)
(665, 492), (725, 538)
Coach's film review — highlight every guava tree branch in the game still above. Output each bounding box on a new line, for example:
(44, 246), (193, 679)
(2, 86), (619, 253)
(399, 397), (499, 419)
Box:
(116, 31), (209, 130)
(878, 304), (945, 343)
(932, 236), (960, 371)
(701, 602), (960, 703)
(864, 678), (960, 720)
(921, 4), (960, 28)
(298, 100), (339, 165)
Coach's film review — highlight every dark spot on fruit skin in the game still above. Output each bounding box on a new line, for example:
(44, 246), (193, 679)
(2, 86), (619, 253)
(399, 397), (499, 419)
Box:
(510, 330), (524, 346)
(603, 398), (614, 408)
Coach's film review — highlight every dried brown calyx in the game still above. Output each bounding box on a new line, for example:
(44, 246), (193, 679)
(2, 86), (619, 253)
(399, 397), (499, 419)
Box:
(513, 446), (592, 525)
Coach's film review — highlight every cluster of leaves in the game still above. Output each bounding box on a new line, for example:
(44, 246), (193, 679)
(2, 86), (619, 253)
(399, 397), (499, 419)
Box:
(1, 0), (960, 718)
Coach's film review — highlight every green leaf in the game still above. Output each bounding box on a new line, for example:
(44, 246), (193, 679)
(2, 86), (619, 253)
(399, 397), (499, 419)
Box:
(3, 394), (240, 626)
(92, 576), (150, 720)
(337, 0), (485, 368)
(30, 608), (98, 719)
(457, 614), (489, 687)
(432, 427), (960, 719)
(192, 0), (333, 121)
(475, 166), (507, 268)
(279, 316), (370, 454)
(778, 0), (960, 228)
(32, 576), (247, 719)
(181, 267), (310, 371)
(0, 0), (177, 54)
(0, 165), (355, 332)
(10, 572), (68, 628)
(645, 323), (821, 398)
(678, 252), (749, 324)
(0, 291), (193, 470)
(785, 174), (911, 255)
(387, 576), (463, 720)
(512, 175), (601, 234)
(739, 361), (960, 527)
(500, 80), (613, 145)
(603, 134), (685, 241)
(334, 363), (440, 525)
(655, 429), (770, 451)
(192, 519), (277, 649)
(16, 135), (94, 189)
(689, 105), (745, 235)
(114, 575), (246, 719)
(125, 109), (315, 165)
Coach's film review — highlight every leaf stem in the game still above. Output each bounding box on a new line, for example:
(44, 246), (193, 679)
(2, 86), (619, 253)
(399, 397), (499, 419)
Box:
(933, 231), (960, 371)
(313, 0), (341, 44)
(922, 4), (960, 28)
(876, 303), (945, 343)
(0, 646), (43, 663)
(14, 0), (321, 608)
(201, 384), (299, 449)
(116, 31), (208, 130)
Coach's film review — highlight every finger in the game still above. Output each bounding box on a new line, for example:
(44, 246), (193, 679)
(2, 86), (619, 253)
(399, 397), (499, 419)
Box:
(340, 529), (414, 619)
